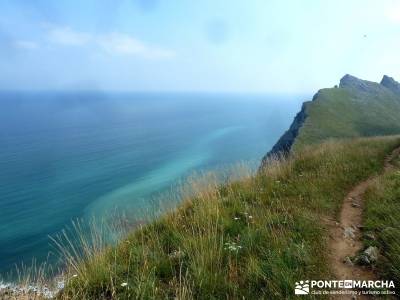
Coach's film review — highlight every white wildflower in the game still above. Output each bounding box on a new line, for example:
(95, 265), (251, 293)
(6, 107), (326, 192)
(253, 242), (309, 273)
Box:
(57, 280), (65, 289)
(121, 282), (128, 287)
(224, 241), (243, 252)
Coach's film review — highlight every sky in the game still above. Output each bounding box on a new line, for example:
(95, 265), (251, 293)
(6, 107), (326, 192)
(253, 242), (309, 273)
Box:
(0, 0), (399, 93)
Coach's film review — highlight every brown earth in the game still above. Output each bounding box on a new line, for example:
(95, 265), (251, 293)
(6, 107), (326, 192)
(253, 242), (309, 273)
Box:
(327, 146), (400, 300)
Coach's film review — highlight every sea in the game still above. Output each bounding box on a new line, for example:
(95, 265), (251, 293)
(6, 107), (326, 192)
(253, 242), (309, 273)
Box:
(0, 91), (304, 275)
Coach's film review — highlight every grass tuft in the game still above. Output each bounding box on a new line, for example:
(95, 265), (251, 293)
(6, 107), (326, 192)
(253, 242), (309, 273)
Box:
(364, 168), (400, 294)
(54, 136), (400, 299)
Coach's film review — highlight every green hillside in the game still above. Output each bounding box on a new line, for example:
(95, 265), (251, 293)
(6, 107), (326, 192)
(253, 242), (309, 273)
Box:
(263, 75), (400, 162)
(364, 159), (400, 294)
(57, 137), (399, 300)
(293, 75), (400, 151)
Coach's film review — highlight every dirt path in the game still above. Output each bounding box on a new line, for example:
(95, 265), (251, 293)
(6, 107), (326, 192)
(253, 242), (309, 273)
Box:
(328, 146), (400, 300)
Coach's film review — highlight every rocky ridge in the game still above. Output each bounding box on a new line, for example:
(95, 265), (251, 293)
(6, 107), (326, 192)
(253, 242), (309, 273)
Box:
(262, 74), (400, 164)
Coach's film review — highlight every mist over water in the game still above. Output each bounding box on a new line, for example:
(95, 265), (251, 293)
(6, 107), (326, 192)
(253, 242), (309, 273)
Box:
(0, 92), (303, 274)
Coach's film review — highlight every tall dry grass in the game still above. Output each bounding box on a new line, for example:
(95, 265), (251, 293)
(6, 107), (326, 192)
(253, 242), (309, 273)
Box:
(4, 136), (399, 300)
(364, 167), (400, 294)
(54, 137), (399, 299)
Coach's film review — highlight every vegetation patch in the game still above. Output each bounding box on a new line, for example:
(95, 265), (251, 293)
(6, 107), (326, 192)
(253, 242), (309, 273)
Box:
(364, 168), (400, 294)
(293, 85), (400, 151)
(56, 137), (399, 299)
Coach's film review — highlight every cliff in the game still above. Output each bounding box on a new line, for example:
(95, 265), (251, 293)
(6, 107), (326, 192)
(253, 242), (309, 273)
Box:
(262, 74), (400, 164)
(261, 101), (309, 163)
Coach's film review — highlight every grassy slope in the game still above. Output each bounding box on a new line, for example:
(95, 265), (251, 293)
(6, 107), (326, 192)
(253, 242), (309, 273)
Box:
(293, 86), (400, 151)
(364, 157), (400, 293)
(59, 137), (399, 300)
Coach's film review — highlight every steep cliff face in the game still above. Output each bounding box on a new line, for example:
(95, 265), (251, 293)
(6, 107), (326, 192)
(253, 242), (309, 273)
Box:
(262, 74), (400, 165)
(261, 89), (323, 163)
(261, 101), (309, 163)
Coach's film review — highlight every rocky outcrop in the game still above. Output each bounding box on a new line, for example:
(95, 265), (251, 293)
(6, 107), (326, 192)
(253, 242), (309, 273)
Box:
(261, 74), (400, 167)
(381, 75), (400, 95)
(355, 246), (379, 265)
(261, 101), (310, 164)
(339, 74), (387, 95)
(340, 74), (373, 90)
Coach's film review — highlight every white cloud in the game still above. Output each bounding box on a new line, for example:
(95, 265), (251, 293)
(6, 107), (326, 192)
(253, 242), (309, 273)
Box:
(48, 26), (91, 46)
(97, 33), (175, 59)
(46, 25), (174, 59)
(14, 40), (39, 50)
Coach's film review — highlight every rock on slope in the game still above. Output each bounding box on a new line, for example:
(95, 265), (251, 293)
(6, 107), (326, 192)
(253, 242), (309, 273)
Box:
(381, 75), (400, 94)
(262, 74), (400, 165)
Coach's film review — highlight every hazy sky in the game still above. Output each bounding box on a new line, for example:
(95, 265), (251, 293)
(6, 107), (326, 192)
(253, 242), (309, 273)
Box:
(0, 0), (399, 93)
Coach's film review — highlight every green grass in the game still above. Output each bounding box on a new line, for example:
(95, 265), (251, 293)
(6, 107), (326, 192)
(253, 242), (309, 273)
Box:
(293, 86), (400, 151)
(56, 136), (400, 300)
(364, 167), (400, 294)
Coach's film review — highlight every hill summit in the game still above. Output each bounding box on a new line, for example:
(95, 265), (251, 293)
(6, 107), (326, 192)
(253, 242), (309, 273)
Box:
(263, 74), (400, 163)
(381, 75), (400, 94)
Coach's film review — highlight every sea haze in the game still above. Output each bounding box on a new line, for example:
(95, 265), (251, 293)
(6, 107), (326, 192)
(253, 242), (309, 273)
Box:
(0, 91), (303, 274)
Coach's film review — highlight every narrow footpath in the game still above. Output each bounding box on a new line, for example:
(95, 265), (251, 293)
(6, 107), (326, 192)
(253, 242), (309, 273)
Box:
(328, 146), (400, 300)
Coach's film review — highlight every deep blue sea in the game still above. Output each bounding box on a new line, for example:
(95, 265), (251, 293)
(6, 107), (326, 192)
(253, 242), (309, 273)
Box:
(0, 92), (303, 274)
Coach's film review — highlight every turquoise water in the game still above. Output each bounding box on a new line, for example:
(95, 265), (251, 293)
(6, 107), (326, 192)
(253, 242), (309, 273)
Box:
(0, 92), (303, 274)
